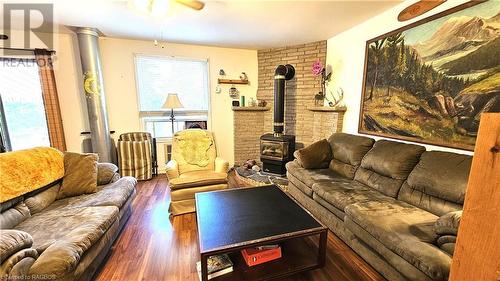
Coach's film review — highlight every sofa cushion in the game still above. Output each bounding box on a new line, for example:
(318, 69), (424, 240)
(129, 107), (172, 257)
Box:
(294, 139), (332, 169)
(312, 180), (390, 213)
(345, 200), (451, 281)
(169, 170), (227, 190)
(398, 151), (472, 216)
(15, 206), (118, 254)
(285, 160), (343, 188)
(327, 133), (374, 179)
(354, 140), (425, 197)
(287, 173), (314, 197)
(0, 202), (31, 229)
(312, 193), (346, 220)
(24, 184), (60, 215)
(21, 206), (118, 279)
(44, 177), (137, 211)
(58, 152), (98, 199)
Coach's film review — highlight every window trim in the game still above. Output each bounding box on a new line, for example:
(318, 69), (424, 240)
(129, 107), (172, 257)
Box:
(133, 53), (213, 138)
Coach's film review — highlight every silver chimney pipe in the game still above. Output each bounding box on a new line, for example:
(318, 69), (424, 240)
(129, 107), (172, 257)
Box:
(76, 27), (112, 162)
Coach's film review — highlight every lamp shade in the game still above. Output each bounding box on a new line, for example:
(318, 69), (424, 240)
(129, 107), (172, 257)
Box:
(162, 93), (184, 109)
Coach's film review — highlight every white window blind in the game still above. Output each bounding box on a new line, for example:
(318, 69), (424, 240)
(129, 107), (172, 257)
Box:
(134, 55), (209, 139)
(135, 55), (209, 112)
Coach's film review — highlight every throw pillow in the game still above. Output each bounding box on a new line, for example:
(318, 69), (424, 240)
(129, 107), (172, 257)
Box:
(97, 163), (119, 185)
(295, 139), (332, 169)
(57, 152), (98, 199)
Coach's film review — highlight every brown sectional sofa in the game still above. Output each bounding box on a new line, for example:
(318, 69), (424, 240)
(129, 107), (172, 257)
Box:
(286, 133), (471, 281)
(1, 162), (136, 281)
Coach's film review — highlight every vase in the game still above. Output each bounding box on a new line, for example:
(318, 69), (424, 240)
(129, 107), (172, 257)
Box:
(314, 92), (324, 107)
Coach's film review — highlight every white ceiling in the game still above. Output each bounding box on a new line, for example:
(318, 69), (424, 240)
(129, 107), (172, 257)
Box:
(2, 0), (401, 49)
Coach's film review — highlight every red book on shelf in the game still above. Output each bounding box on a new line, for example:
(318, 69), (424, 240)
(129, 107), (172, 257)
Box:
(241, 245), (282, 267)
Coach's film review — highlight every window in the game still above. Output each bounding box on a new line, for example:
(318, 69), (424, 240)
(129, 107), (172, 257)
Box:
(135, 55), (209, 140)
(0, 58), (50, 151)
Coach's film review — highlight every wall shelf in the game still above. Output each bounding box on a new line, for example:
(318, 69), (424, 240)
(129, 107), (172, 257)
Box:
(306, 106), (347, 112)
(232, 106), (270, 111)
(219, 79), (249, 85)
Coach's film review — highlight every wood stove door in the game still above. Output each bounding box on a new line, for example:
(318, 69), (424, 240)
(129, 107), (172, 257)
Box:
(260, 141), (288, 161)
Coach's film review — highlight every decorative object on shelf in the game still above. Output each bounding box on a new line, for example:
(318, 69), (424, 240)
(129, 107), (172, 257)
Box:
(232, 100), (240, 107)
(258, 99), (267, 107)
(312, 59), (332, 106)
(219, 69), (226, 76)
(249, 97), (257, 107)
(241, 95), (245, 107)
(218, 78), (249, 85)
(162, 93), (184, 136)
(229, 86), (239, 98)
(240, 72), (248, 81)
(359, 0), (497, 151)
(398, 0), (446, 21)
(327, 87), (344, 107)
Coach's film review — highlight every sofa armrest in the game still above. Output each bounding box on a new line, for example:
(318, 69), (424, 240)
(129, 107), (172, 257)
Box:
(97, 163), (120, 185)
(1, 230), (34, 261)
(215, 157), (229, 173)
(1, 230), (38, 277)
(166, 160), (180, 180)
(434, 210), (462, 236)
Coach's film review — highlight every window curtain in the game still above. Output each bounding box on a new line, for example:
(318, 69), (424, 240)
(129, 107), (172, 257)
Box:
(34, 49), (66, 151)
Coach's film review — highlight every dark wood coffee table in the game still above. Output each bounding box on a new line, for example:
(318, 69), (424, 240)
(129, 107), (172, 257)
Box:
(195, 185), (328, 281)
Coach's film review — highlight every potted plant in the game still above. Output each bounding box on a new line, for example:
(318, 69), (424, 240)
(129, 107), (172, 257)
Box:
(312, 60), (332, 106)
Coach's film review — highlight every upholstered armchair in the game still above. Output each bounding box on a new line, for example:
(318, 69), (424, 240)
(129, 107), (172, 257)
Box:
(166, 129), (229, 215)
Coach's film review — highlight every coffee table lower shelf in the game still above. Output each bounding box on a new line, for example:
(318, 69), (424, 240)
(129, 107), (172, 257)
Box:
(208, 235), (325, 281)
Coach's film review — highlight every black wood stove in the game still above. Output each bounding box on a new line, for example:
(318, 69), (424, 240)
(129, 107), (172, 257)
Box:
(260, 64), (296, 175)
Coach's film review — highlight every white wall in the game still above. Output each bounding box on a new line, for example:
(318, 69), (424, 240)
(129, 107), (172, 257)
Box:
(98, 37), (258, 170)
(326, 0), (473, 155)
(3, 31), (258, 169)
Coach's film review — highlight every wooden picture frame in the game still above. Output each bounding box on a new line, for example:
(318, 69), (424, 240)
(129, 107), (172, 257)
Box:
(358, 0), (498, 151)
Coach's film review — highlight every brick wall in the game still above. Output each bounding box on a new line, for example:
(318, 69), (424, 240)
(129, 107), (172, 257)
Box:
(233, 108), (268, 165)
(257, 41), (327, 147)
(233, 41), (345, 166)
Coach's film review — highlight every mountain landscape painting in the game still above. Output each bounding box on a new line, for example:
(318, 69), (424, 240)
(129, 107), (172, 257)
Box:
(359, 1), (499, 150)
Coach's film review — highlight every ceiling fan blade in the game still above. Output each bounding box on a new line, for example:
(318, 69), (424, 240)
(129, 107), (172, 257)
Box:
(175, 0), (205, 10)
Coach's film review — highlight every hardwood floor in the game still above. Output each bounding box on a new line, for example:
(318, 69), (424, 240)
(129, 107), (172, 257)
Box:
(94, 175), (385, 281)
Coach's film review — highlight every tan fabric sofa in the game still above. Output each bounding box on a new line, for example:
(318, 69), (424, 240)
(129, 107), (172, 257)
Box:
(0, 149), (136, 281)
(287, 133), (471, 281)
(166, 129), (229, 215)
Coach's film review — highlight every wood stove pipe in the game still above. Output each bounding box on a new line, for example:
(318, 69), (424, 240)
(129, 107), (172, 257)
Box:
(273, 64), (295, 137)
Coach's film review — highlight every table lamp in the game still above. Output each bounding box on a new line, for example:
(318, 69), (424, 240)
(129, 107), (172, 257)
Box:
(162, 93), (184, 135)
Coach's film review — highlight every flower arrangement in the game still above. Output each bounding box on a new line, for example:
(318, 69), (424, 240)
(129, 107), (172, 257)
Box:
(312, 60), (332, 106)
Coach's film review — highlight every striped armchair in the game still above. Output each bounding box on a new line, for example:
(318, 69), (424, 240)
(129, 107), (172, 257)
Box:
(117, 132), (157, 180)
